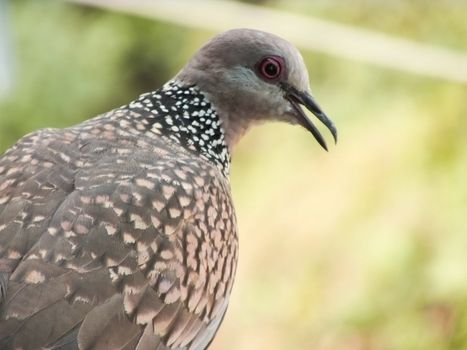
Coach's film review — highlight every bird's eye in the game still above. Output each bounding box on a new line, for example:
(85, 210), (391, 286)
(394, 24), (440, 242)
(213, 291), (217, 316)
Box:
(256, 56), (283, 81)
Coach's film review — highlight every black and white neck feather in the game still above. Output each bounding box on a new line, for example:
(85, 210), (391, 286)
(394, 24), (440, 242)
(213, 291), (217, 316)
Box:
(126, 80), (231, 177)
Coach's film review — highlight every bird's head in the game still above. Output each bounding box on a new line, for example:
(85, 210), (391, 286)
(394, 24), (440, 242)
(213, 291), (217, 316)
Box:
(176, 28), (337, 151)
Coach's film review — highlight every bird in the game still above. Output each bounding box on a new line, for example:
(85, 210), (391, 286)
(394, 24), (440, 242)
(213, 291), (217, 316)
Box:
(0, 28), (336, 349)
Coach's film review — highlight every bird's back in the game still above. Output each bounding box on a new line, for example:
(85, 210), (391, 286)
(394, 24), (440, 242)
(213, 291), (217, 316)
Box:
(0, 96), (238, 349)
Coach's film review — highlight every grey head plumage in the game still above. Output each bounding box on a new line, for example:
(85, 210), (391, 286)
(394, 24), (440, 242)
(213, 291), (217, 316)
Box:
(177, 28), (337, 150)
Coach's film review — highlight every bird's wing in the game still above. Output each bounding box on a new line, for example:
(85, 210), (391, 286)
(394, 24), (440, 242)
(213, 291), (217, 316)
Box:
(0, 126), (237, 350)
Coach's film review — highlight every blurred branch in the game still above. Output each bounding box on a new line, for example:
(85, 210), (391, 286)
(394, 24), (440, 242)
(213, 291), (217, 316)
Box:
(68, 0), (467, 84)
(0, 0), (13, 97)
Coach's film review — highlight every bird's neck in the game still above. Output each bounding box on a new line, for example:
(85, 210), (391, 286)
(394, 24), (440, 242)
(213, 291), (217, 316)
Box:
(127, 80), (231, 177)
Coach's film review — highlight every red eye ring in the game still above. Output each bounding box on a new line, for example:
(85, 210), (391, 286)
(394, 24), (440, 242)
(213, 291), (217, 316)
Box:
(256, 56), (284, 81)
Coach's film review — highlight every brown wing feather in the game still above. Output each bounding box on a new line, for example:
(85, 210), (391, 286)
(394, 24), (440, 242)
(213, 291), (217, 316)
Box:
(0, 116), (238, 349)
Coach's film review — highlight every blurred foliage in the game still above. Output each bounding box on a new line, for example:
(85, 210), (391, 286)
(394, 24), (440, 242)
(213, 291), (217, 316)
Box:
(0, 0), (194, 150)
(1, 1), (467, 349)
(284, 0), (467, 50)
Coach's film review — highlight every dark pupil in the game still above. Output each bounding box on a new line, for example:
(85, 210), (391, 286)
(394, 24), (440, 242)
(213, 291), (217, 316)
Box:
(264, 62), (278, 76)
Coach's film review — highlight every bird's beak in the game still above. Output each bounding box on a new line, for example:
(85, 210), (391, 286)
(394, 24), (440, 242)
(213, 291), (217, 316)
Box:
(282, 83), (337, 151)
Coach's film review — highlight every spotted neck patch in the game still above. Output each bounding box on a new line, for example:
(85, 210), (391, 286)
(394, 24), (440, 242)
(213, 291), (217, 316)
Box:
(127, 80), (231, 177)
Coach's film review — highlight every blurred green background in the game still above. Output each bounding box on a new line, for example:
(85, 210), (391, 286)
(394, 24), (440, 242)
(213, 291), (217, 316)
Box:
(1, 1), (467, 349)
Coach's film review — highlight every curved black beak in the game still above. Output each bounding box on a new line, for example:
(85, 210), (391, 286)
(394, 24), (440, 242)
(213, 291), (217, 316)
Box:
(282, 83), (337, 151)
